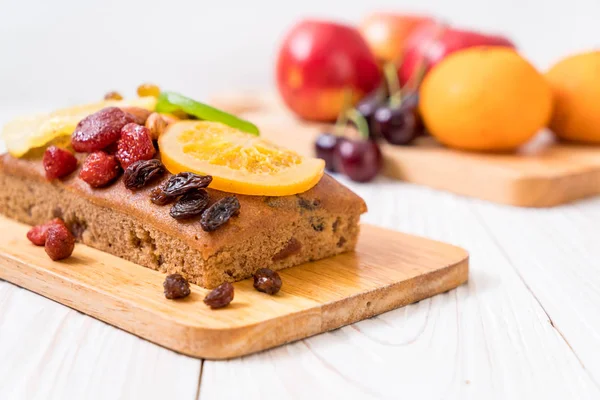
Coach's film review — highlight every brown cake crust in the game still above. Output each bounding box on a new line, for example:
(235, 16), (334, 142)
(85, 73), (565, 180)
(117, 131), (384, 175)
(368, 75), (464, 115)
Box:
(0, 153), (366, 288)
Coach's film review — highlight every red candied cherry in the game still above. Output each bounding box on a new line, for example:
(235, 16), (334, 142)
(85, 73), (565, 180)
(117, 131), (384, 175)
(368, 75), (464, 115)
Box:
(79, 151), (121, 188)
(333, 109), (383, 183)
(71, 107), (135, 152)
(43, 146), (78, 180)
(116, 123), (156, 169)
(45, 223), (75, 261)
(27, 218), (67, 246)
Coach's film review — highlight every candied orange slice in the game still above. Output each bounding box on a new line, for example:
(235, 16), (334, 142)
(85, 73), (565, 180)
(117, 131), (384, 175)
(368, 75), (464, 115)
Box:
(159, 121), (325, 196)
(2, 97), (156, 157)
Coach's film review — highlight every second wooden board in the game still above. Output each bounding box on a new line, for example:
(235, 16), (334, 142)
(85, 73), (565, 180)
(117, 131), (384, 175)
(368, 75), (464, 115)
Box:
(211, 91), (600, 207)
(0, 216), (468, 360)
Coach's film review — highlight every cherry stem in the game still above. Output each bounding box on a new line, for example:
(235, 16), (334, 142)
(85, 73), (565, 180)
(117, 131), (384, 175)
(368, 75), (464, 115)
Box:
(334, 88), (353, 136)
(383, 62), (402, 108)
(346, 108), (370, 141)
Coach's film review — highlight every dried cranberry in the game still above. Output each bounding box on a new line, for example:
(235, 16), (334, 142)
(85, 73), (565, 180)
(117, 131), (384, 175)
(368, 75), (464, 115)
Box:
(203, 282), (234, 309)
(253, 268), (282, 295)
(116, 123), (156, 169)
(163, 273), (191, 299)
(27, 218), (66, 246)
(45, 223), (75, 261)
(170, 189), (210, 220)
(200, 196), (240, 232)
(71, 107), (135, 152)
(123, 159), (165, 190)
(79, 151), (121, 188)
(43, 146), (78, 180)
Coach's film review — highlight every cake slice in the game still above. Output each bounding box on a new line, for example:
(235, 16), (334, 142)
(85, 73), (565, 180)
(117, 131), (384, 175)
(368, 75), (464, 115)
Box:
(0, 153), (366, 288)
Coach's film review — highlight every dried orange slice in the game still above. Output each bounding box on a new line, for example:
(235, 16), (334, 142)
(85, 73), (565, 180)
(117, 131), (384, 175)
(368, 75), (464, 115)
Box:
(159, 121), (325, 196)
(2, 97), (156, 157)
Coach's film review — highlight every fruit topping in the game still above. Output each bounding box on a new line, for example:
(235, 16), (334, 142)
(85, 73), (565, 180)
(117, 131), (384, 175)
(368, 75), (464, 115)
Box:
(121, 107), (151, 125)
(145, 113), (168, 140)
(156, 91), (259, 135)
(43, 146), (78, 180)
(161, 172), (212, 197)
(159, 121), (324, 196)
(253, 268), (282, 295)
(116, 123), (156, 169)
(200, 196), (240, 232)
(2, 97), (156, 158)
(314, 133), (339, 172)
(137, 83), (161, 98)
(27, 218), (66, 246)
(204, 282), (234, 309)
(150, 187), (175, 206)
(45, 223), (75, 261)
(123, 159), (165, 190)
(71, 107), (135, 153)
(170, 189), (210, 220)
(163, 273), (191, 299)
(104, 91), (123, 100)
(334, 138), (382, 183)
(79, 151), (121, 188)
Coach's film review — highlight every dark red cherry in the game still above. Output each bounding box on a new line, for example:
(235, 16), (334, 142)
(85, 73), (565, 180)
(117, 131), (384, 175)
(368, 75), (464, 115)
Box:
(333, 138), (382, 183)
(314, 133), (339, 172)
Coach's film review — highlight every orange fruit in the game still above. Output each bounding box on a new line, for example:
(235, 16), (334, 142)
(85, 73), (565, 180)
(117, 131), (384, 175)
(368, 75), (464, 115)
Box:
(159, 121), (325, 196)
(419, 47), (553, 151)
(545, 51), (600, 143)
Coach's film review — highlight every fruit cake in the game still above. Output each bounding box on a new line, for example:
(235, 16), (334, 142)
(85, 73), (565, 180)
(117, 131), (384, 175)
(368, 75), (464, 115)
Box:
(0, 91), (366, 288)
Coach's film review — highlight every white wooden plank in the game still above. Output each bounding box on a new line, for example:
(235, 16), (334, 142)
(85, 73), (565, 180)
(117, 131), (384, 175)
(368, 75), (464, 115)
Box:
(0, 281), (201, 400)
(200, 180), (600, 400)
(473, 196), (600, 383)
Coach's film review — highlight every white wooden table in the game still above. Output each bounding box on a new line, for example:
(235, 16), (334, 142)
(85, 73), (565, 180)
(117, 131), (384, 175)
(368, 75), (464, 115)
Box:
(1, 119), (599, 399)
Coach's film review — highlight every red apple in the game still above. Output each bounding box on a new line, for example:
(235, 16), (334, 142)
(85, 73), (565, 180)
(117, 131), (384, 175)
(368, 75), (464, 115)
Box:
(276, 19), (382, 122)
(359, 13), (436, 64)
(399, 24), (516, 86)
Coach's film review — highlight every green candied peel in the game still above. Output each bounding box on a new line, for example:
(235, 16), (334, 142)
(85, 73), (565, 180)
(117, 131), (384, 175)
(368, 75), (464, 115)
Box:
(156, 91), (259, 136)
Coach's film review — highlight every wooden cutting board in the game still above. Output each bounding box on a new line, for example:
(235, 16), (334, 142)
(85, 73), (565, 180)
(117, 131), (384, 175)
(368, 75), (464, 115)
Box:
(0, 215), (468, 360)
(211, 91), (600, 207)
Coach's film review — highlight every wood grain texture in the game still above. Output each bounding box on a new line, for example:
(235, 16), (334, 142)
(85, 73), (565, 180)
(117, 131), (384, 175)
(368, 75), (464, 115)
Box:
(200, 178), (600, 400)
(211, 91), (600, 208)
(0, 215), (468, 360)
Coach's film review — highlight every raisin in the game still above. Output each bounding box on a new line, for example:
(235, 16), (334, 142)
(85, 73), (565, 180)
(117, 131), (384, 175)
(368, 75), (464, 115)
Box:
(200, 196), (240, 232)
(79, 151), (121, 188)
(163, 273), (191, 299)
(71, 107), (135, 152)
(45, 223), (75, 261)
(253, 268), (282, 295)
(297, 196), (321, 211)
(137, 83), (161, 98)
(121, 107), (151, 125)
(150, 187), (175, 205)
(162, 172), (212, 197)
(116, 123), (156, 169)
(123, 159), (165, 190)
(203, 282), (234, 309)
(27, 218), (66, 246)
(272, 238), (302, 261)
(43, 146), (78, 180)
(104, 91), (123, 100)
(170, 189), (210, 220)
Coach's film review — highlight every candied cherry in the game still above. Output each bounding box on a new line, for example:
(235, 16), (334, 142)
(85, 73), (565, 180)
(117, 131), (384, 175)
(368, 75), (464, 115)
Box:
(79, 151), (121, 188)
(43, 146), (78, 180)
(71, 107), (134, 152)
(116, 123), (156, 169)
